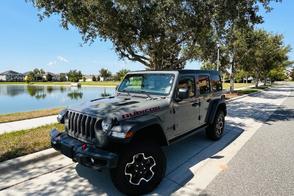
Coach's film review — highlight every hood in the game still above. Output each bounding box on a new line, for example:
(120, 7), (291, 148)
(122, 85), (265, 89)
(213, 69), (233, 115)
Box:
(68, 95), (170, 121)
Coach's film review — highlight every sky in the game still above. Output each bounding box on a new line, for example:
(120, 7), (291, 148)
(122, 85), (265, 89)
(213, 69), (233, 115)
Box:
(0, 1), (293, 75)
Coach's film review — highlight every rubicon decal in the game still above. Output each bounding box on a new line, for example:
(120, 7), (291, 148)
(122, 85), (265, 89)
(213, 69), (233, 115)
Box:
(122, 106), (160, 119)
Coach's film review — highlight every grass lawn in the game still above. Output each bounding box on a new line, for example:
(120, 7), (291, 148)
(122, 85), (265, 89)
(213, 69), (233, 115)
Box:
(81, 81), (119, 86)
(224, 87), (267, 99)
(0, 123), (64, 162)
(0, 81), (119, 87)
(223, 82), (253, 90)
(0, 108), (62, 123)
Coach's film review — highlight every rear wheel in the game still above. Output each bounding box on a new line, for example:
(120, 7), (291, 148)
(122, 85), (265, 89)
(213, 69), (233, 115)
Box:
(110, 141), (166, 195)
(206, 110), (225, 140)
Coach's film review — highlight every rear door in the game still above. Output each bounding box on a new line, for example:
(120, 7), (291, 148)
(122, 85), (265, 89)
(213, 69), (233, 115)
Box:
(197, 74), (212, 126)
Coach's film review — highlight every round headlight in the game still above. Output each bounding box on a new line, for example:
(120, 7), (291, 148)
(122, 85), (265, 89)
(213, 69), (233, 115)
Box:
(101, 119), (113, 133)
(57, 109), (67, 123)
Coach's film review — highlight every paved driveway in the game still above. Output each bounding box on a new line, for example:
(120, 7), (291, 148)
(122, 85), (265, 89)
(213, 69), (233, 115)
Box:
(0, 83), (292, 195)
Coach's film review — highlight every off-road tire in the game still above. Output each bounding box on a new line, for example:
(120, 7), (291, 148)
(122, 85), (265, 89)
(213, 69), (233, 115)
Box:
(206, 110), (225, 140)
(110, 141), (166, 195)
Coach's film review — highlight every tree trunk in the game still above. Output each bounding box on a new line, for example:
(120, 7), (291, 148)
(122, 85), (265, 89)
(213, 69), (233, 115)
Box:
(264, 73), (267, 86)
(229, 61), (235, 93)
(255, 72), (259, 88)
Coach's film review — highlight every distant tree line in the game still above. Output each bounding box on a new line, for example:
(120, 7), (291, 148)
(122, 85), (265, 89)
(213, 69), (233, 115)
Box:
(200, 29), (293, 90)
(24, 68), (130, 83)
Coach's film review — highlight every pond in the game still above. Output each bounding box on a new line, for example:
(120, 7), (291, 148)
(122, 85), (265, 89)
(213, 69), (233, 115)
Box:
(0, 85), (115, 114)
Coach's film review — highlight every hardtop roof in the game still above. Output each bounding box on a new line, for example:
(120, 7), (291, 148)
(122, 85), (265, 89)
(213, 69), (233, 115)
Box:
(128, 69), (220, 75)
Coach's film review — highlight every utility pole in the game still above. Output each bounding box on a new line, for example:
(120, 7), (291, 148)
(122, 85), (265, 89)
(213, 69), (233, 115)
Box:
(216, 43), (220, 71)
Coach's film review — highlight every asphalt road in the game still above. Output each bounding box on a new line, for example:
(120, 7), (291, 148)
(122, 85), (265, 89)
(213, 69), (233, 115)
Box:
(204, 82), (294, 196)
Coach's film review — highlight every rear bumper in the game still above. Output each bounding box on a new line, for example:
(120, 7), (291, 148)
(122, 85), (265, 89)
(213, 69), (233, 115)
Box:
(50, 129), (118, 169)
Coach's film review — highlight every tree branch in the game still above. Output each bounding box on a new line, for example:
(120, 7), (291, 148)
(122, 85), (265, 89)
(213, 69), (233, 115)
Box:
(119, 48), (150, 66)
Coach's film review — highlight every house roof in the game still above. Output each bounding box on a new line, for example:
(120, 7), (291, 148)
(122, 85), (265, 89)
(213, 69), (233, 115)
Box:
(45, 72), (58, 76)
(0, 70), (23, 75)
(23, 71), (31, 75)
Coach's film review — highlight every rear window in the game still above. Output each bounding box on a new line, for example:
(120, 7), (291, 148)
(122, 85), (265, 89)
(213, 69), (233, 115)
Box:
(211, 74), (222, 92)
(198, 75), (211, 94)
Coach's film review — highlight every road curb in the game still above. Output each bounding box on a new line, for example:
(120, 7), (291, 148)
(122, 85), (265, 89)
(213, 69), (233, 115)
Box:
(0, 148), (59, 173)
(225, 90), (263, 103)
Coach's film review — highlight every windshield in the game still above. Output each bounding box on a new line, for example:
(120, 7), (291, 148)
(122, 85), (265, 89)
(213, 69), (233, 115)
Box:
(118, 73), (175, 96)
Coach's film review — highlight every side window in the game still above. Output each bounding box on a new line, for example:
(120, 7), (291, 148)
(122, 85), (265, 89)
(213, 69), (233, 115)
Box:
(177, 76), (195, 98)
(211, 74), (222, 92)
(198, 75), (210, 95)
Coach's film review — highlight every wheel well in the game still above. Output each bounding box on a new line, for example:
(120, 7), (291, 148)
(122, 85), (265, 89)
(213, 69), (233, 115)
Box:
(218, 103), (227, 116)
(131, 124), (168, 146)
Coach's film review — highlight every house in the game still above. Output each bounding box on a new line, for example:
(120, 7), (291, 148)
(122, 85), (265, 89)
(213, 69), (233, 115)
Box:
(79, 75), (96, 82)
(43, 72), (60, 81)
(0, 70), (24, 81)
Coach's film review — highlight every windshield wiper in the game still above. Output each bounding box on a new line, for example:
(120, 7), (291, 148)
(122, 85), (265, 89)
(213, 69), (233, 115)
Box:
(118, 89), (131, 96)
(139, 90), (153, 99)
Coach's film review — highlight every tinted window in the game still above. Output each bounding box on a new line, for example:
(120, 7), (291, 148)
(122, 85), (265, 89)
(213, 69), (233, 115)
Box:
(177, 76), (195, 98)
(211, 74), (222, 92)
(198, 75), (210, 94)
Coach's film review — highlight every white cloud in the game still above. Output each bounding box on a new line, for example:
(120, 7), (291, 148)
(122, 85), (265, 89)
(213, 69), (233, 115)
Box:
(57, 56), (69, 63)
(47, 56), (69, 66)
(47, 61), (57, 66)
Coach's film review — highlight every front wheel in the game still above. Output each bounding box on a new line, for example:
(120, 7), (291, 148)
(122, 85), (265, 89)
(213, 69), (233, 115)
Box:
(206, 110), (225, 140)
(110, 141), (166, 195)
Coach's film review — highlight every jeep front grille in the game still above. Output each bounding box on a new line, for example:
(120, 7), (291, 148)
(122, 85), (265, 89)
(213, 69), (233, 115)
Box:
(66, 111), (99, 143)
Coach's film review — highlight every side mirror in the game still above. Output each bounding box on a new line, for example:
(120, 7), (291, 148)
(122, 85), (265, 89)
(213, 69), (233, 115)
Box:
(176, 88), (189, 101)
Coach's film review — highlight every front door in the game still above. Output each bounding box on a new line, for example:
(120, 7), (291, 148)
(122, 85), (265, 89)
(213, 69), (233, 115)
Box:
(173, 75), (200, 136)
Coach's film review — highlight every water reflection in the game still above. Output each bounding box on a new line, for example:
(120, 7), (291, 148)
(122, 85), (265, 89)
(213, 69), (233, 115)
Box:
(27, 86), (47, 99)
(0, 85), (85, 100)
(2, 85), (26, 97)
(67, 91), (83, 100)
(46, 86), (53, 94)
(0, 84), (115, 114)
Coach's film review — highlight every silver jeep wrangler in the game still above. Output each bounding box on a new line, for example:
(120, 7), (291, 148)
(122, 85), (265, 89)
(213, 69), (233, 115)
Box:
(51, 70), (226, 195)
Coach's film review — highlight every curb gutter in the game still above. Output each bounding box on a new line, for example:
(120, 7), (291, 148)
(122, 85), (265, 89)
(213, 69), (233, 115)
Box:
(0, 148), (59, 173)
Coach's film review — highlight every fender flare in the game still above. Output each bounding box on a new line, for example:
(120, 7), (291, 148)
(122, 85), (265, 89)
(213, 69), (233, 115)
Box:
(206, 99), (227, 125)
(119, 116), (169, 145)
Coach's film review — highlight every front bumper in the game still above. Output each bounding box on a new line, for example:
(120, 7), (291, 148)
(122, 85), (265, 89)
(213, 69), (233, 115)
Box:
(50, 129), (118, 169)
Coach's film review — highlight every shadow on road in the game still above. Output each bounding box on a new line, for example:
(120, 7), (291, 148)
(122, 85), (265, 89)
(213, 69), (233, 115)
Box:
(72, 122), (244, 195)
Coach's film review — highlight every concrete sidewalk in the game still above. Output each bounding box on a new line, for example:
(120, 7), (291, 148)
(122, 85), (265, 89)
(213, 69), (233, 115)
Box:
(0, 115), (57, 134)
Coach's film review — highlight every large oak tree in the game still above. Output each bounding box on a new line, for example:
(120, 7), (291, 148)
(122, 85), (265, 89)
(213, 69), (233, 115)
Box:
(29, 0), (280, 70)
